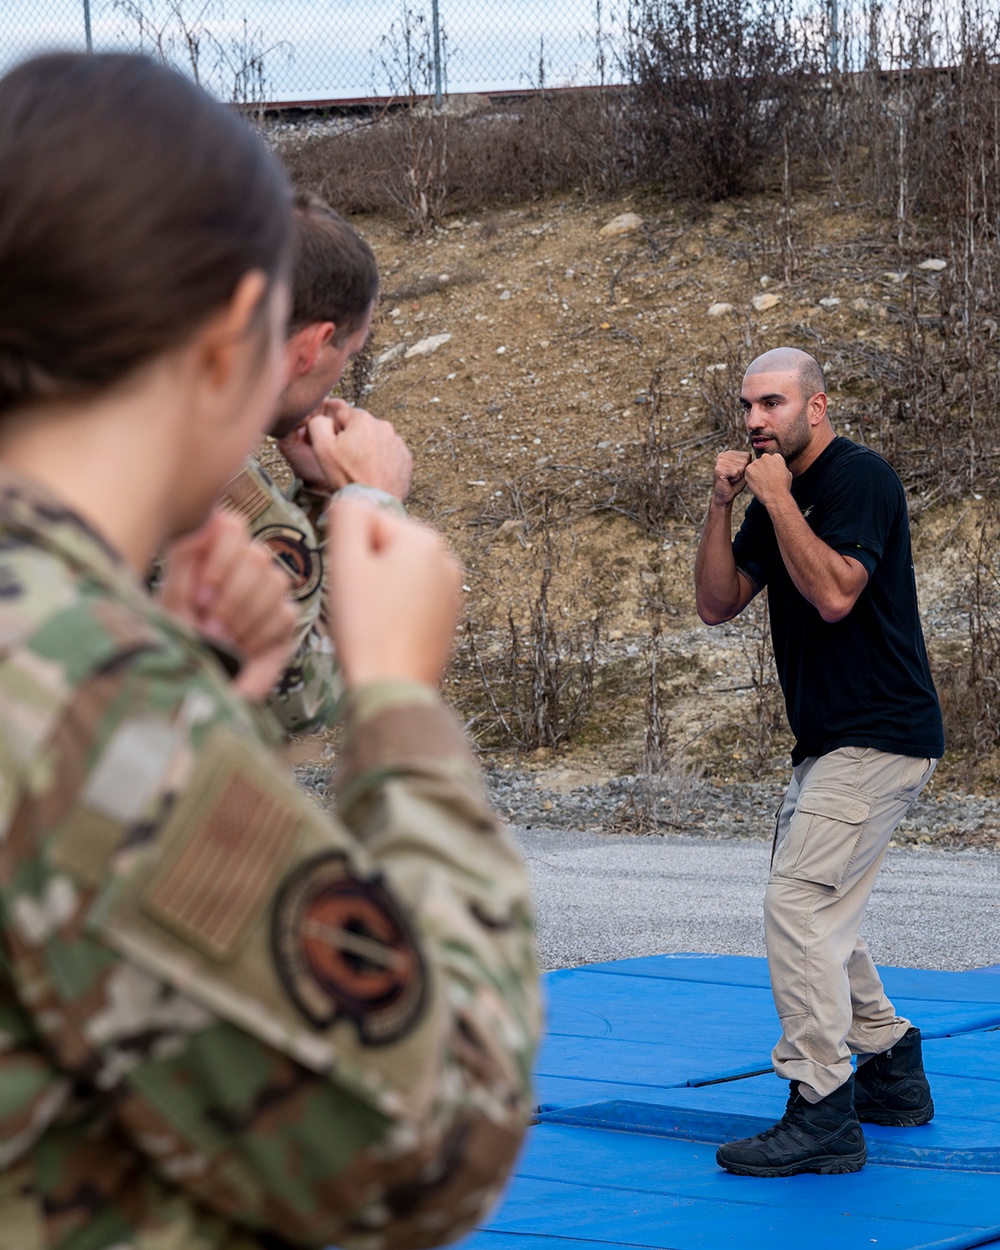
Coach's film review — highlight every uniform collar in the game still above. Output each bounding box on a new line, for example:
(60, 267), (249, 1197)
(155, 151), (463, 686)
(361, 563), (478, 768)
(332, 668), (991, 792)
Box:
(0, 464), (148, 607)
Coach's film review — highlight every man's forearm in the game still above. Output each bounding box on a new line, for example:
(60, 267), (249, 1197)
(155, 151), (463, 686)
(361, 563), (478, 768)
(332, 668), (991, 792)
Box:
(695, 499), (750, 624)
(767, 493), (866, 622)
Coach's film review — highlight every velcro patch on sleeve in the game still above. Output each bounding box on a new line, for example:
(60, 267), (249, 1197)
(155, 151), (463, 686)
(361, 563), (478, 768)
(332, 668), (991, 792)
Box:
(219, 466), (272, 526)
(272, 852), (426, 1045)
(256, 525), (321, 602)
(140, 738), (300, 961)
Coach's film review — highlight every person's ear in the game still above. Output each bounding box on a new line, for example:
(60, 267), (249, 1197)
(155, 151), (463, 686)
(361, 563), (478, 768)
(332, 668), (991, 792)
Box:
(198, 270), (269, 390)
(809, 391), (828, 425)
(286, 321), (335, 377)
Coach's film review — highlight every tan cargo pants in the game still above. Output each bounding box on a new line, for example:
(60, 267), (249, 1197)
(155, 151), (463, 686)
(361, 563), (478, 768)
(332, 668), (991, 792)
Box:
(765, 746), (937, 1103)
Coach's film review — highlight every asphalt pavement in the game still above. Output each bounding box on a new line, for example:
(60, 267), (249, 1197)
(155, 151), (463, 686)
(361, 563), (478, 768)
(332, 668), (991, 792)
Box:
(512, 826), (1000, 973)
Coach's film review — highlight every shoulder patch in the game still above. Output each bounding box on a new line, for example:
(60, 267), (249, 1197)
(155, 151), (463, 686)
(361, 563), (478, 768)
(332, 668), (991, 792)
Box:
(141, 749), (300, 961)
(220, 467), (272, 526)
(256, 525), (322, 601)
(271, 852), (426, 1045)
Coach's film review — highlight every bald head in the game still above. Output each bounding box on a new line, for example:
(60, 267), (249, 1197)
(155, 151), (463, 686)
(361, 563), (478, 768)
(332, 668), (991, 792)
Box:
(745, 348), (826, 403)
(739, 346), (834, 473)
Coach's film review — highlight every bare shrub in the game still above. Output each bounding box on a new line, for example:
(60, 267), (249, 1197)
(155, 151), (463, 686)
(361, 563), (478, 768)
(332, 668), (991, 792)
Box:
(606, 618), (705, 834)
(465, 559), (601, 752)
(933, 502), (1000, 771)
(606, 748), (705, 834)
(530, 88), (642, 200)
(701, 340), (752, 446)
(112, 0), (287, 106)
(738, 596), (786, 762)
(371, 8), (450, 231)
(594, 370), (707, 534)
(281, 90), (643, 224)
(814, 3), (1000, 503)
(624, 0), (823, 202)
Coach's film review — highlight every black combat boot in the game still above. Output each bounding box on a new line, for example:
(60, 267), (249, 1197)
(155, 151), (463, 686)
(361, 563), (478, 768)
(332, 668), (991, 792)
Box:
(854, 1027), (934, 1126)
(716, 1076), (866, 1177)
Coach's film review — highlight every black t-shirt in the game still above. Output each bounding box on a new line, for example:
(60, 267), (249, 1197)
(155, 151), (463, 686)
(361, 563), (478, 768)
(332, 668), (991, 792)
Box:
(731, 437), (944, 765)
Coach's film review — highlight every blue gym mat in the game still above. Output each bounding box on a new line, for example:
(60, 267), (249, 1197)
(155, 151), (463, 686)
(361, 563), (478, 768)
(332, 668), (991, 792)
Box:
(537, 955), (1000, 1108)
(458, 954), (1000, 1250)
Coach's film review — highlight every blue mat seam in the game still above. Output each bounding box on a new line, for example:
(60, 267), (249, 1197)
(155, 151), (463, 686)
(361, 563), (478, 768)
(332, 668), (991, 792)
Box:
(508, 1166), (1000, 1227)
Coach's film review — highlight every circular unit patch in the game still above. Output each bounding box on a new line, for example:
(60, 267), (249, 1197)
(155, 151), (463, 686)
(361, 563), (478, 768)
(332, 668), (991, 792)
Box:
(257, 524), (321, 601)
(272, 853), (426, 1044)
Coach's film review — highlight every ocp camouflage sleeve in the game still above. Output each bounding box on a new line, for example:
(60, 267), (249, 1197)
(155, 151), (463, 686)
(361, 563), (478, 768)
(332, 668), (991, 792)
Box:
(221, 461), (407, 738)
(0, 469), (539, 1250)
(221, 459), (338, 736)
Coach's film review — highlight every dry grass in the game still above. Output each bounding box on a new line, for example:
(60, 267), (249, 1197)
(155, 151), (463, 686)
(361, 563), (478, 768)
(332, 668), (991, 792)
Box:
(275, 0), (1000, 778)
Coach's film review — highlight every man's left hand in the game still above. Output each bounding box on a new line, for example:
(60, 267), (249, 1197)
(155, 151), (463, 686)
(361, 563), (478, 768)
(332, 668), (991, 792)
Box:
(276, 422), (328, 491)
(745, 452), (793, 505)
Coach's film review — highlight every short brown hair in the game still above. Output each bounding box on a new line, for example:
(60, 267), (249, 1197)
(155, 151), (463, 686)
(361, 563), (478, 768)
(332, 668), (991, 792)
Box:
(0, 53), (291, 415)
(290, 193), (379, 341)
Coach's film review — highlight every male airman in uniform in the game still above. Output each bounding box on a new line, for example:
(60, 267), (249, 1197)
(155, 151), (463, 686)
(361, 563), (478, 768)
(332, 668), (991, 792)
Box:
(222, 194), (412, 734)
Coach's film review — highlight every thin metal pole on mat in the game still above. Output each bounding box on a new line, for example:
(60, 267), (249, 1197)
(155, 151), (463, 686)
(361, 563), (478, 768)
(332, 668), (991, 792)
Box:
(83, 0), (93, 51)
(431, 0), (443, 107)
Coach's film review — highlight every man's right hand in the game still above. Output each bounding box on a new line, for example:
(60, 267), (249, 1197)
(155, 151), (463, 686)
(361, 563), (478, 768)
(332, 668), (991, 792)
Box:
(712, 450), (753, 505)
(278, 399), (413, 502)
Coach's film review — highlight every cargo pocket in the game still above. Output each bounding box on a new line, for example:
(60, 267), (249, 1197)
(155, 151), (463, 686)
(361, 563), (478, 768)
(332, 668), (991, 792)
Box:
(771, 782), (874, 890)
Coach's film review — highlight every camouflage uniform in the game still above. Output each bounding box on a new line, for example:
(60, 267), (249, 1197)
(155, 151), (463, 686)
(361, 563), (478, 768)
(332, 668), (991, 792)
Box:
(220, 458), (403, 736)
(0, 466), (539, 1249)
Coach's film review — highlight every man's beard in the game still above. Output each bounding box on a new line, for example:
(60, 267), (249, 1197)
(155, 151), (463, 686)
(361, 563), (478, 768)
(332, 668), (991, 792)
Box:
(268, 408), (309, 441)
(754, 403), (811, 465)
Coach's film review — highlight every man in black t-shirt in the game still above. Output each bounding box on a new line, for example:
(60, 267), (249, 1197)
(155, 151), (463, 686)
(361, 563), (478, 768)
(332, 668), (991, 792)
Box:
(694, 347), (943, 1178)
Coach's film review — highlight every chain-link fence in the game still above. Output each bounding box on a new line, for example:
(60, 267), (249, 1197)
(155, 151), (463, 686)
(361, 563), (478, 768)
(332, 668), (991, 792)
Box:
(2, 1), (626, 104)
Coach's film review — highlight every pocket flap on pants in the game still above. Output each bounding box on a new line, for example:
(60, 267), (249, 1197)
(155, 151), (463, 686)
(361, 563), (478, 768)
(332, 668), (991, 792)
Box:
(795, 784), (872, 826)
(772, 782), (876, 889)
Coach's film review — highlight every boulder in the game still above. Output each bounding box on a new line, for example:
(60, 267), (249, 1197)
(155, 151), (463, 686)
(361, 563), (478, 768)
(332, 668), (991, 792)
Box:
(404, 333), (452, 359)
(599, 212), (643, 239)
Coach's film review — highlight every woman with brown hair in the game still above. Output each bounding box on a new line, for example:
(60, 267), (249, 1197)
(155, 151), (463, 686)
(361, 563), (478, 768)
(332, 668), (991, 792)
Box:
(0, 52), (537, 1249)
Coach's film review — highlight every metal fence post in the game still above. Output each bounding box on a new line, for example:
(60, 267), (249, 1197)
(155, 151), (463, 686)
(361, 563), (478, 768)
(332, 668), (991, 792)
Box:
(431, 0), (443, 108)
(83, 0), (94, 52)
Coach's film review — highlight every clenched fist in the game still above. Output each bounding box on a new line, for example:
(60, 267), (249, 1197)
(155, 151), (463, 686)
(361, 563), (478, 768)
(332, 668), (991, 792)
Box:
(278, 398), (412, 501)
(158, 507), (299, 701)
(745, 451), (793, 504)
(712, 450), (753, 505)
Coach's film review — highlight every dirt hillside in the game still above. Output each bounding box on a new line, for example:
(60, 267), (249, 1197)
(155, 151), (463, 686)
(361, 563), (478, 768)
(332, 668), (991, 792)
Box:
(260, 185), (982, 802)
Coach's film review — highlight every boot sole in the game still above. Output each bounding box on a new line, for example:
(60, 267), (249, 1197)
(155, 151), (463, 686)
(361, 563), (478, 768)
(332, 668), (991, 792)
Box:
(857, 1099), (934, 1127)
(716, 1146), (867, 1178)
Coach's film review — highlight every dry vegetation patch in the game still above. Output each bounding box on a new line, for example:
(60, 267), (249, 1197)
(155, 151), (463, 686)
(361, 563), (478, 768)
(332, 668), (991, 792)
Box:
(256, 184), (989, 796)
(263, 0), (1000, 808)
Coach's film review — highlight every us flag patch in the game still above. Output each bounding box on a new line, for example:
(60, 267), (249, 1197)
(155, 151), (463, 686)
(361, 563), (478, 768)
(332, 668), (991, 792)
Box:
(144, 773), (298, 960)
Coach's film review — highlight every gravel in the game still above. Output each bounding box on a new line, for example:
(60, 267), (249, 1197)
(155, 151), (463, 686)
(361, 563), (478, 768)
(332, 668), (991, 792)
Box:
(482, 767), (1000, 850)
(294, 760), (1000, 972)
(297, 755), (1000, 849)
(510, 824), (1000, 972)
